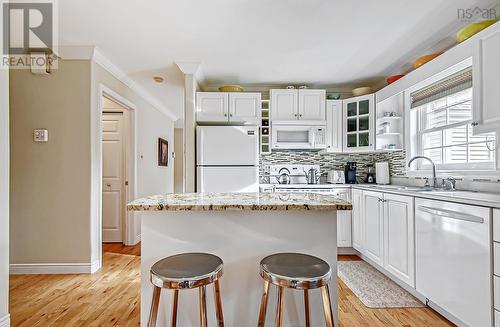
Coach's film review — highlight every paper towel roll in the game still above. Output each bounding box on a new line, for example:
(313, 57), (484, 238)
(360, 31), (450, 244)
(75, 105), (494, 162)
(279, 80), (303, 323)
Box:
(376, 162), (390, 185)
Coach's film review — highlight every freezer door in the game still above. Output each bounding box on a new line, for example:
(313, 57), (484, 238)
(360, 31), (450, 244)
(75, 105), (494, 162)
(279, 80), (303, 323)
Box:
(197, 126), (259, 166)
(197, 167), (259, 193)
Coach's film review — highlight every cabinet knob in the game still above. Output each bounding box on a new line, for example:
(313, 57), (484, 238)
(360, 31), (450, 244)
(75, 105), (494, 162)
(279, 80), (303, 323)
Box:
(471, 122), (479, 126)
(230, 114), (233, 117)
(224, 114), (228, 117)
(299, 114), (303, 118)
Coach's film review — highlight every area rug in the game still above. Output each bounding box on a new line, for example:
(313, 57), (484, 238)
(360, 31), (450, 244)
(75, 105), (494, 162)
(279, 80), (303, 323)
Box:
(338, 261), (425, 308)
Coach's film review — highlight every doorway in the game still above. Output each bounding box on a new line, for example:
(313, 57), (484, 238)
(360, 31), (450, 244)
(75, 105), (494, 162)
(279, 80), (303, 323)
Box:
(100, 93), (134, 245)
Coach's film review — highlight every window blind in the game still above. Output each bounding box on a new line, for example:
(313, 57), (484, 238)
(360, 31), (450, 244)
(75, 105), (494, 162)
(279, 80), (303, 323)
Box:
(410, 67), (472, 109)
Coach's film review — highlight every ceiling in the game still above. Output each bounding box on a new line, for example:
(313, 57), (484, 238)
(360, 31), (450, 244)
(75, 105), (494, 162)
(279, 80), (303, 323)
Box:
(59, 0), (499, 120)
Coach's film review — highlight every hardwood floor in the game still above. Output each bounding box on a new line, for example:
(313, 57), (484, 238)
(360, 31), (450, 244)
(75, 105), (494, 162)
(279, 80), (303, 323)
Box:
(9, 244), (453, 326)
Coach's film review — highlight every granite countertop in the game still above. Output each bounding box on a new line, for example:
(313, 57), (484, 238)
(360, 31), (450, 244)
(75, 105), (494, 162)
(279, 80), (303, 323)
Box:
(127, 192), (352, 212)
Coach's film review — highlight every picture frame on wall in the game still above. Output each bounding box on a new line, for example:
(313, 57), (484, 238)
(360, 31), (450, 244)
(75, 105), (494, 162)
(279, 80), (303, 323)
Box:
(158, 138), (169, 167)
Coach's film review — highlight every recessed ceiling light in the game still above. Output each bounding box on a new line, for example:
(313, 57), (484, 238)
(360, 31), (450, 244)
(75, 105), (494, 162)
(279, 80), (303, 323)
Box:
(153, 76), (164, 83)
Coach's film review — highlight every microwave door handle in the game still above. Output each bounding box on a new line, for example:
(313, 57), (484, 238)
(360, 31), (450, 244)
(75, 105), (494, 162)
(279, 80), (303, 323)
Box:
(310, 128), (315, 147)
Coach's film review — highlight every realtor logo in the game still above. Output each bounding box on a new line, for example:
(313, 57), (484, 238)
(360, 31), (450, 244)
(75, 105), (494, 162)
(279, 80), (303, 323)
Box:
(457, 7), (497, 21)
(2, 0), (57, 69)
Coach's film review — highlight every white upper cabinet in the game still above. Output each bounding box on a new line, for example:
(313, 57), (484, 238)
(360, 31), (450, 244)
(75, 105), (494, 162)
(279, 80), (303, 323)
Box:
(362, 190), (384, 267)
(383, 193), (415, 287)
(229, 93), (261, 124)
(473, 22), (500, 134)
(298, 89), (326, 121)
(270, 89), (326, 123)
(343, 94), (375, 152)
(196, 92), (261, 124)
(270, 89), (298, 121)
(196, 92), (229, 122)
(326, 100), (343, 152)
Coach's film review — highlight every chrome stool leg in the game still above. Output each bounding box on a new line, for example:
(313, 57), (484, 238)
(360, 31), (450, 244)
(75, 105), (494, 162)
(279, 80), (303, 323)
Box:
(213, 280), (224, 327)
(199, 285), (208, 327)
(148, 286), (161, 327)
(171, 290), (179, 327)
(257, 281), (270, 327)
(275, 286), (284, 327)
(304, 289), (310, 327)
(321, 285), (334, 327)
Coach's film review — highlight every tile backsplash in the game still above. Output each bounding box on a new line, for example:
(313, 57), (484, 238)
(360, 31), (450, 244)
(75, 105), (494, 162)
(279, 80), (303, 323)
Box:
(260, 150), (407, 183)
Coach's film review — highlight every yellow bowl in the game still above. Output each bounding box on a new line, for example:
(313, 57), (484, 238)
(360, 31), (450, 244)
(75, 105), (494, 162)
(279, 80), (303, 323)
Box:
(218, 85), (244, 92)
(457, 20), (498, 43)
(352, 87), (373, 97)
(413, 52), (444, 69)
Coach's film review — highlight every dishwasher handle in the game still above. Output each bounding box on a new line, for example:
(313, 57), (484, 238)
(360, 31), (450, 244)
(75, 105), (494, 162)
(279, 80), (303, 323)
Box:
(418, 205), (484, 224)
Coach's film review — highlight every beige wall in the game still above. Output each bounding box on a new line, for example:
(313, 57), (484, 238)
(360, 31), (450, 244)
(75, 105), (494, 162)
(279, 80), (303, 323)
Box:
(9, 58), (176, 268)
(174, 128), (184, 193)
(1, 18), (10, 323)
(10, 60), (92, 264)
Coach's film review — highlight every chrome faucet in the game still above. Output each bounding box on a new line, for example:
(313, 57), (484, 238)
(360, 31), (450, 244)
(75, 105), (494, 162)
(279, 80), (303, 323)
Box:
(408, 156), (437, 188)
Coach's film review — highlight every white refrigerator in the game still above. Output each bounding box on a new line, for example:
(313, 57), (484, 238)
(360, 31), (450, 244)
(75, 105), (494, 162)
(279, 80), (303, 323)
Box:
(197, 126), (260, 193)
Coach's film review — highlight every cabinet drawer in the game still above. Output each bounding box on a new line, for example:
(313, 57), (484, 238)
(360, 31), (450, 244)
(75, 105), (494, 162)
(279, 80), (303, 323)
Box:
(495, 276), (500, 310)
(496, 242), (500, 277)
(496, 310), (500, 327)
(494, 209), (500, 242)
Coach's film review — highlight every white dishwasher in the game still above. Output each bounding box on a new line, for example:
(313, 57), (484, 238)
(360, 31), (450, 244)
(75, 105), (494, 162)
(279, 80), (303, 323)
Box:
(415, 198), (492, 327)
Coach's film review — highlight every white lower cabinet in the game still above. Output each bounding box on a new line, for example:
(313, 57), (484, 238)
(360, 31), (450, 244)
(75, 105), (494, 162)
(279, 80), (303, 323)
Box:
(335, 189), (352, 247)
(351, 189), (363, 251)
(383, 193), (415, 287)
(362, 190), (384, 266)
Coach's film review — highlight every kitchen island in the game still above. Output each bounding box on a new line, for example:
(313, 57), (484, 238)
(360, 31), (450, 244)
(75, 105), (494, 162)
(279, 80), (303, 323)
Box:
(128, 192), (351, 327)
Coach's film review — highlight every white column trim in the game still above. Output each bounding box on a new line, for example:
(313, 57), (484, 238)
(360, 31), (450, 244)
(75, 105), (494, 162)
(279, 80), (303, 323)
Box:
(10, 262), (100, 275)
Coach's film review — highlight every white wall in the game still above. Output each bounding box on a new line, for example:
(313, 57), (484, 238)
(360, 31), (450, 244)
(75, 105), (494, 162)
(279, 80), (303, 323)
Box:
(91, 62), (175, 254)
(0, 12), (10, 326)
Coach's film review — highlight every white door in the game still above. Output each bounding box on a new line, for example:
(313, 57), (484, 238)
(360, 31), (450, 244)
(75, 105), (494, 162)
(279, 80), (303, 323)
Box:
(298, 89), (326, 122)
(196, 92), (229, 122)
(363, 190), (384, 266)
(473, 23), (500, 134)
(351, 189), (363, 251)
(197, 166), (259, 193)
(270, 89), (298, 121)
(326, 100), (343, 152)
(229, 93), (261, 124)
(197, 126), (259, 166)
(102, 112), (125, 242)
(335, 189), (352, 247)
(383, 193), (415, 287)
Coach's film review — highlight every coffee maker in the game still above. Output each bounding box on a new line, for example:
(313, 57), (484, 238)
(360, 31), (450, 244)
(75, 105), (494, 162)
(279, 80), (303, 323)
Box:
(344, 162), (357, 184)
(365, 164), (376, 184)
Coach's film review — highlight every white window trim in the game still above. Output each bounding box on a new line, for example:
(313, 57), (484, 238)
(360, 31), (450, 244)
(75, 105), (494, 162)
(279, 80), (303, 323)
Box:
(404, 57), (500, 177)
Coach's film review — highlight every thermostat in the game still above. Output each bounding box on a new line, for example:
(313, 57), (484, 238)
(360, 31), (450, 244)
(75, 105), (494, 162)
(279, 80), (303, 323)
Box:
(34, 129), (48, 142)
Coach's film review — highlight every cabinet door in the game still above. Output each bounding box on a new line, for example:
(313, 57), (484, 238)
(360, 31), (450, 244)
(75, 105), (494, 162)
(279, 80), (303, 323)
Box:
(383, 193), (415, 287)
(270, 89), (298, 121)
(229, 93), (261, 124)
(298, 89), (326, 122)
(351, 189), (363, 251)
(473, 24), (500, 134)
(343, 94), (375, 152)
(326, 100), (343, 152)
(335, 189), (352, 247)
(362, 190), (384, 267)
(196, 92), (229, 122)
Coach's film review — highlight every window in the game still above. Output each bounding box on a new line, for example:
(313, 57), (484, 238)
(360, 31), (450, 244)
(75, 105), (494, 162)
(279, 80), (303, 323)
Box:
(411, 67), (496, 170)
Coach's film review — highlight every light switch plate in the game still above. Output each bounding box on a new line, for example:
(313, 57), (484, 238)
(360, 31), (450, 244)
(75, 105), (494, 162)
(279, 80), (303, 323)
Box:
(34, 129), (48, 142)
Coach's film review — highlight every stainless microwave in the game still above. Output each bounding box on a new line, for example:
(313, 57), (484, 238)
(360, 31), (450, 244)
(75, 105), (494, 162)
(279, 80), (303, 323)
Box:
(271, 124), (326, 150)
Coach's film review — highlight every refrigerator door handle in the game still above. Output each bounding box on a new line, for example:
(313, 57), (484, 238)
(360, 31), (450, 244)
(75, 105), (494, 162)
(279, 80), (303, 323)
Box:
(418, 205), (484, 223)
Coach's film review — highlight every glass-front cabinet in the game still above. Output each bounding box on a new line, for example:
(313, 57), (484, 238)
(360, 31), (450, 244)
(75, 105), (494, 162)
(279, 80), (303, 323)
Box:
(343, 94), (375, 152)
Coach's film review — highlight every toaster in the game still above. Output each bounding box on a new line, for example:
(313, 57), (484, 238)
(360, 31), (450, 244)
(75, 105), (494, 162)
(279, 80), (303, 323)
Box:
(327, 170), (345, 184)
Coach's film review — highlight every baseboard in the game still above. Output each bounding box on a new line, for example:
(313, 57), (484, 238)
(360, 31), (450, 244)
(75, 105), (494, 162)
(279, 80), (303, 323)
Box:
(10, 262), (96, 275)
(337, 246), (356, 255)
(134, 234), (141, 244)
(0, 314), (10, 327)
(90, 260), (101, 274)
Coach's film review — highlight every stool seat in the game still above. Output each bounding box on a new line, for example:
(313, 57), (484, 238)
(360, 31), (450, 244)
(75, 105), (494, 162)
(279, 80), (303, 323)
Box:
(151, 253), (223, 289)
(260, 253), (331, 290)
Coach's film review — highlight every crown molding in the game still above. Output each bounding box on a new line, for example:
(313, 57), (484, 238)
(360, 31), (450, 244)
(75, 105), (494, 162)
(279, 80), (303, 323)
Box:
(93, 48), (177, 121)
(58, 46), (177, 121)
